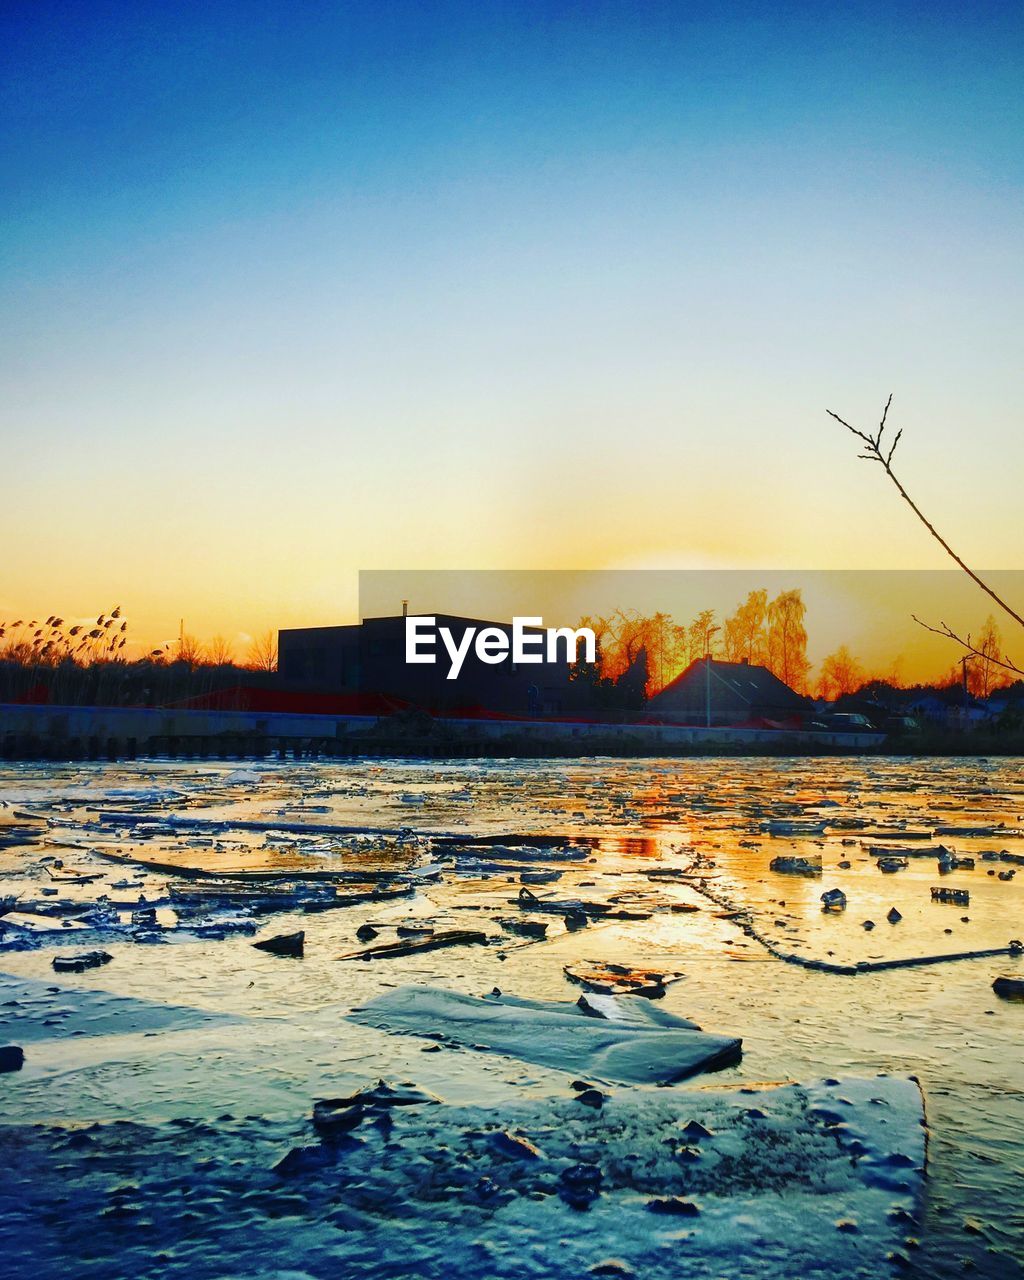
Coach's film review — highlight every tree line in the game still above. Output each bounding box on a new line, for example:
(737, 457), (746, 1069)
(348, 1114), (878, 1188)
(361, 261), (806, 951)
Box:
(574, 589), (809, 699)
(1, 591), (1012, 709)
(573, 591), (1012, 702)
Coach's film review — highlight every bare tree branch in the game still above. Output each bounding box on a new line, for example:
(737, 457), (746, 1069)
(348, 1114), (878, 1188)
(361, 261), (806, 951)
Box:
(827, 397), (1024, 631)
(910, 616), (1024, 679)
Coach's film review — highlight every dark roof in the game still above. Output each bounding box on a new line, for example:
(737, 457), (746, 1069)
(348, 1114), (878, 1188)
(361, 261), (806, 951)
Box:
(649, 658), (806, 710)
(362, 613), (546, 632)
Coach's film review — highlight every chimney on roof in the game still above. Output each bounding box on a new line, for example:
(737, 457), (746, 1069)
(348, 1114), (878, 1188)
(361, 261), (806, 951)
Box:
(402, 599), (408, 618)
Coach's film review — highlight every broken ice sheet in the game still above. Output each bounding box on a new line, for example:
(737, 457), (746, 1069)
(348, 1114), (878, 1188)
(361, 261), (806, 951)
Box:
(0, 1073), (926, 1280)
(2, 755), (1023, 1277)
(348, 986), (742, 1084)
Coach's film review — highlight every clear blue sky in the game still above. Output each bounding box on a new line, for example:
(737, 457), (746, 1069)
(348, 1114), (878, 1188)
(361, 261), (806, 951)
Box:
(2, 1), (1022, 646)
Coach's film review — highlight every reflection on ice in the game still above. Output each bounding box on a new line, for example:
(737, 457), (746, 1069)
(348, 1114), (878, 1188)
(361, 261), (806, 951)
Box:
(1, 755), (1023, 1278)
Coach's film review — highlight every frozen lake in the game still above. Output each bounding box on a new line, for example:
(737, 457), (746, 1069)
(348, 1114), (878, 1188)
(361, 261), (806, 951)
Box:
(1, 756), (1022, 1278)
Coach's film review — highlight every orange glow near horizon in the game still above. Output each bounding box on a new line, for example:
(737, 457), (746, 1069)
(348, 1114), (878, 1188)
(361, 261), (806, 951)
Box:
(5, 568), (1023, 690)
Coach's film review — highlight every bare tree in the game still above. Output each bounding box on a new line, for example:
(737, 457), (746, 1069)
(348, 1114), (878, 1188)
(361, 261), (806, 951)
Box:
(970, 615), (1004, 697)
(175, 633), (203, 666)
(828, 396), (1024, 679)
(722, 589), (768, 665)
(817, 644), (863, 701)
(686, 609), (718, 663)
(767, 589), (810, 692)
(246, 629), (278, 672)
(205, 634), (235, 666)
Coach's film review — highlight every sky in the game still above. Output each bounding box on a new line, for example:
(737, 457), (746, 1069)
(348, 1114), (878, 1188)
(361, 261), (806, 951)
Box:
(2, 1), (1022, 666)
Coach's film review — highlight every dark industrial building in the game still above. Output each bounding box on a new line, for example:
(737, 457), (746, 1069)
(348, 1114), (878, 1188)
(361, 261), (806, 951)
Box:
(278, 614), (590, 719)
(647, 658), (809, 726)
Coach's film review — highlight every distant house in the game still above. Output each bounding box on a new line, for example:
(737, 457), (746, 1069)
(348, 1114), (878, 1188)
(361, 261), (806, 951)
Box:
(647, 658), (809, 726)
(903, 692), (948, 724)
(904, 689), (995, 732)
(947, 699), (993, 732)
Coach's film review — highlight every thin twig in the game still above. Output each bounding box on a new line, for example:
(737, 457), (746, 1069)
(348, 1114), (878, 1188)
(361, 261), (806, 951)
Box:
(827, 397), (1024, 630)
(910, 616), (1024, 679)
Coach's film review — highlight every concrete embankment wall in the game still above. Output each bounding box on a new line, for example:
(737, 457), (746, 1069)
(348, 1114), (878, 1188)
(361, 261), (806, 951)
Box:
(0, 702), (885, 760)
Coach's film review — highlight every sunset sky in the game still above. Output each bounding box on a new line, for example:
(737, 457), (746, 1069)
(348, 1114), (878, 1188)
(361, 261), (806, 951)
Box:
(3, 2), (1022, 671)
